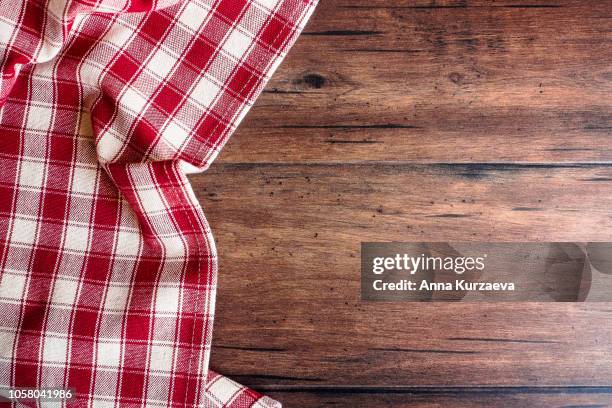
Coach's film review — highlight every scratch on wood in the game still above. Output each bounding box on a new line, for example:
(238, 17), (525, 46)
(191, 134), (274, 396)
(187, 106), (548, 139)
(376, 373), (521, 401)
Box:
(275, 124), (421, 129)
(427, 214), (472, 218)
(559, 405), (607, 408)
(545, 148), (594, 152)
(215, 345), (287, 352)
(370, 347), (479, 354)
(302, 30), (383, 36)
(229, 374), (326, 382)
(503, 4), (562, 8)
(341, 48), (425, 53)
(340, 4), (561, 9)
(262, 89), (311, 94)
(340, 5), (467, 9)
(449, 337), (559, 344)
(584, 126), (612, 131)
(324, 139), (382, 144)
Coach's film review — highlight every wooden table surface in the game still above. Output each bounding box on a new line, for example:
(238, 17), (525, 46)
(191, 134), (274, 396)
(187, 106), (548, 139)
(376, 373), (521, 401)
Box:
(190, 1), (612, 406)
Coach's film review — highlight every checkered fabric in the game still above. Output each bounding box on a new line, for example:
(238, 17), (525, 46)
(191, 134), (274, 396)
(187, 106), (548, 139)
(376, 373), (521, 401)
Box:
(0, 0), (316, 406)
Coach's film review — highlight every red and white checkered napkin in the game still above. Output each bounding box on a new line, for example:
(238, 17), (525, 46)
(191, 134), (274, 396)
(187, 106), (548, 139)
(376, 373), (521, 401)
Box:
(0, 0), (316, 406)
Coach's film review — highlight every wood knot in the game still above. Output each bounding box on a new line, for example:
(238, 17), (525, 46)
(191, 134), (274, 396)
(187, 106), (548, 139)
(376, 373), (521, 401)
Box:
(448, 72), (464, 85)
(302, 73), (326, 89)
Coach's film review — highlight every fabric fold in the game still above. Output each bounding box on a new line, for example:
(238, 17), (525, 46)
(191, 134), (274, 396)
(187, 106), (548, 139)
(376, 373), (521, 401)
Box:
(205, 371), (281, 408)
(0, 0), (185, 105)
(0, 0), (316, 406)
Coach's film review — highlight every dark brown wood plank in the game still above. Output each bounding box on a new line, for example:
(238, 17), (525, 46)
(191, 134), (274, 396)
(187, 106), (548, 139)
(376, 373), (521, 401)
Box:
(217, 0), (612, 164)
(194, 164), (612, 389)
(261, 389), (612, 408)
(198, 163), (612, 243)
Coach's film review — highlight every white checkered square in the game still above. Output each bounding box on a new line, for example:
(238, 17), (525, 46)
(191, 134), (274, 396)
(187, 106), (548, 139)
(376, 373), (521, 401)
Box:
(255, 0), (280, 12)
(64, 224), (90, 251)
(97, 341), (122, 368)
(154, 286), (180, 313)
(115, 228), (141, 257)
(104, 21), (135, 49)
(137, 188), (167, 213)
(42, 336), (68, 363)
(51, 278), (80, 305)
(19, 160), (45, 189)
(208, 376), (241, 404)
(147, 49), (176, 78)
(149, 344), (174, 372)
(96, 132), (125, 163)
(120, 87), (149, 114)
(0, 19), (15, 44)
(0, 331), (17, 359)
(104, 285), (130, 310)
(0, 272), (27, 300)
(26, 105), (53, 131)
(162, 121), (190, 149)
(72, 166), (99, 195)
(223, 29), (252, 60)
(191, 76), (221, 107)
(11, 217), (38, 244)
(179, 2), (209, 31)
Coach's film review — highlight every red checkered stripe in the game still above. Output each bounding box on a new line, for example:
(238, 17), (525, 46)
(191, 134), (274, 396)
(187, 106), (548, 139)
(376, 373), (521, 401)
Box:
(0, 0), (317, 406)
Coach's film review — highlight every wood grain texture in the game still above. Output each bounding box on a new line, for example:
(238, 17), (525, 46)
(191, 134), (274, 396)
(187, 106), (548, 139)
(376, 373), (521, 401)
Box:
(258, 390), (612, 408)
(190, 0), (612, 406)
(218, 0), (612, 164)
